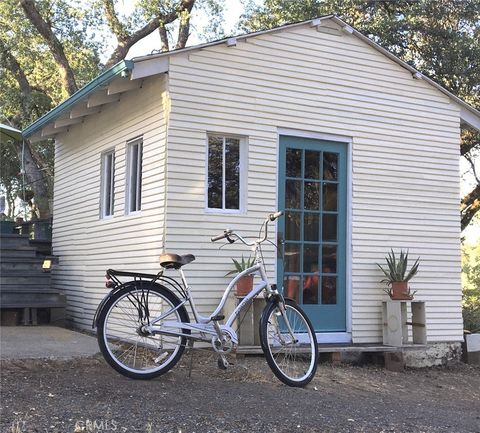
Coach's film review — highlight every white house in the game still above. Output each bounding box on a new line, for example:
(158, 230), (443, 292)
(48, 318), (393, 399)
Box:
(23, 16), (480, 360)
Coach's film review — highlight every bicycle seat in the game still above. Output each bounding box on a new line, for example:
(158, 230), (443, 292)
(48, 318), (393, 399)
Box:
(159, 253), (195, 270)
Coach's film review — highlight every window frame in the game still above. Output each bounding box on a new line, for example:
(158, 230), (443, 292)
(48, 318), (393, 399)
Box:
(125, 137), (143, 215)
(100, 149), (115, 219)
(205, 133), (247, 214)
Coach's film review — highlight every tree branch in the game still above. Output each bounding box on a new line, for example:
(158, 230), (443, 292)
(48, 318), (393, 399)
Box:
(461, 183), (480, 231)
(104, 0), (196, 68)
(0, 39), (32, 97)
(101, 0), (129, 43)
(176, 1), (195, 49)
(159, 22), (170, 52)
(19, 0), (77, 97)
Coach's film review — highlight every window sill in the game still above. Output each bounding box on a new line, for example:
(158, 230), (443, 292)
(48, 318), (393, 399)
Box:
(100, 214), (115, 221)
(205, 208), (244, 215)
(125, 210), (142, 217)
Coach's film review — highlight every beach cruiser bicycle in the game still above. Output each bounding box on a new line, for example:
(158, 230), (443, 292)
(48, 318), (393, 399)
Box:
(93, 212), (318, 387)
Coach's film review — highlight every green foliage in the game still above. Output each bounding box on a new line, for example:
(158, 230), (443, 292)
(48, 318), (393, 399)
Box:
(0, 0), (102, 126)
(377, 249), (420, 285)
(462, 243), (480, 332)
(0, 140), (21, 218)
(225, 255), (256, 276)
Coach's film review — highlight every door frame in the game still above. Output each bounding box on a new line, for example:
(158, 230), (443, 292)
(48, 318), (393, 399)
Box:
(276, 128), (353, 344)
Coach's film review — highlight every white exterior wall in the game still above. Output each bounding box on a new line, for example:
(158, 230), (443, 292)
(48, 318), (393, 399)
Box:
(52, 76), (169, 328)
(164, 22), (463, 343)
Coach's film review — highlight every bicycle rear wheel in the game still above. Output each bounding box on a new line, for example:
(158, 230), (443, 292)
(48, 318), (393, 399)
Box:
(259, 298), (318, 387)
(97, 283), (189, 379)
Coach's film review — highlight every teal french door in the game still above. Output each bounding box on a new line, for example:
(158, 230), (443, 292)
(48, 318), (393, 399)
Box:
(278, 136), (348, 332)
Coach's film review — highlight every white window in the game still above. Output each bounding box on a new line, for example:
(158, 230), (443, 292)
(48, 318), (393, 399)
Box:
(206, 134), (245, 212)
(126, 138), (143, 213)
(100, 150), (115, 218)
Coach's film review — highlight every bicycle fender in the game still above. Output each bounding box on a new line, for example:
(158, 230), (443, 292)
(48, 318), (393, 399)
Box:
(92, 281), (135, 329)
(92, 290), (117, 329)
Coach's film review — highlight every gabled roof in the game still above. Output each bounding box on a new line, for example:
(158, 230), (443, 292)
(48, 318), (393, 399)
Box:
(23, 16), (480, 140)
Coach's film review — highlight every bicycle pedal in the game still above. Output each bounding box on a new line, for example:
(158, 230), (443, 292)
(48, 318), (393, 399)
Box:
(211, 314), (225, 322)
(217, 357), (232, 370)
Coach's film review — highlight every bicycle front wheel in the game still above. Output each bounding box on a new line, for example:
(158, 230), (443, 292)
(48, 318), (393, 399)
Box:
(259, 298), (318, 387)
(97, 283), (189, 380)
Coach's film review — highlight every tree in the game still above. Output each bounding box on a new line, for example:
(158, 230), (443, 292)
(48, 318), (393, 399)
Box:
(462, 242), (480, 332)
(0, 0), (209, 218)
(240, 0), (480, 231)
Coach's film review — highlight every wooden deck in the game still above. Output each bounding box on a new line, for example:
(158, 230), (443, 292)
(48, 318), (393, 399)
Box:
(236, 343), (426, 355)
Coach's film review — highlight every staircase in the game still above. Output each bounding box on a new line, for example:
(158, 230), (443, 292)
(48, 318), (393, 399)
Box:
(0, 232), (65, 325)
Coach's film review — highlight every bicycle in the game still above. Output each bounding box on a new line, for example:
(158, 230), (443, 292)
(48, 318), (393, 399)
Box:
(93, 211), (318, 387)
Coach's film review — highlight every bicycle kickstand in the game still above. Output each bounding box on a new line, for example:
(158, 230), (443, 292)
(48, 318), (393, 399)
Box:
(187, 338), (195, 378)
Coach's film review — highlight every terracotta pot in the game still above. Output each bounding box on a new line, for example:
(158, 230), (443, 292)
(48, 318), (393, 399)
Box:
(236, 275), (254, 296)
(284, 277), (300, 303)
(391, 281), (413, 300)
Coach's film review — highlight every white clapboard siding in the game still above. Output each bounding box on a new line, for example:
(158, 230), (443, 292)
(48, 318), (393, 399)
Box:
(164, 23), (462, 343)
(52, 76), (169, 328)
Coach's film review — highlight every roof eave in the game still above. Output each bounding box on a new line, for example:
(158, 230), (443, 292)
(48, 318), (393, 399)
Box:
(22, 60), (134, 138)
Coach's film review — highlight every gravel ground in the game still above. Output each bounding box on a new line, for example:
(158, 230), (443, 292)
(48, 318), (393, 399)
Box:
(1, 352), (479, 433)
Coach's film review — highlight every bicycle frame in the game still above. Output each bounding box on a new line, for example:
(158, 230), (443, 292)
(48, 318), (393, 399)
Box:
(144, 248), (277, 345)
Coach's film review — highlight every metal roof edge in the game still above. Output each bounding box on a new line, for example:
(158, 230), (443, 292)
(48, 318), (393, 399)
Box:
(132, 15), (335, 63)
(22, 60), (134, 137)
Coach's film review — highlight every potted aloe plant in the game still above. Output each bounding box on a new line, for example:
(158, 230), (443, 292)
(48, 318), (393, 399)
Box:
(377, 249), (420, 300)
(226, 255), (256, 296)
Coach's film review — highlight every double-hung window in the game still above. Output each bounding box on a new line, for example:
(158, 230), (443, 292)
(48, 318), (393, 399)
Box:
(207, 134), (244, 212)
(126, 138), (143, 214)
(100, 150), (115, 218)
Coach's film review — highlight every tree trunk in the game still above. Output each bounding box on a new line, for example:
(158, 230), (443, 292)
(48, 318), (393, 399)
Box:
(19, 0), (78, 97)
(461, 183), (480, 231)
(13, 140), (52, 218)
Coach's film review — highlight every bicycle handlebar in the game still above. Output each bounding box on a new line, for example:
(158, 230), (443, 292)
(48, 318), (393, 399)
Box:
(210, 211), (284, 245)
(210, 229), (233, 243)
(269, 211), (284, 221)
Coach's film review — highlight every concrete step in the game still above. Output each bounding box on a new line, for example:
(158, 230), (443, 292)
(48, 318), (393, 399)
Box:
(1, 274), (51, 286)
(1, 258), (45, 272)
(0, 248), (37, 259)
(0, 234), (31, 249)
(1, 291), (66, 308)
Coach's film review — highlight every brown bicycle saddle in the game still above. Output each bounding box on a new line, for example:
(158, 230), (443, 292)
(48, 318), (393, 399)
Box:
(159, 253), (195, 270)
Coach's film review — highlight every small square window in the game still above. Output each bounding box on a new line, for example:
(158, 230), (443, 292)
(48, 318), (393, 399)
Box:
(126, 138), (143, 213)
(207, 135), (244, 212)
(100, 150), (115, 218)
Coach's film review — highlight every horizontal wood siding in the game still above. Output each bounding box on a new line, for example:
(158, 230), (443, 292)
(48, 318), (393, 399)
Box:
(52, 76), (168, 328)
(165, 22), (462, 342)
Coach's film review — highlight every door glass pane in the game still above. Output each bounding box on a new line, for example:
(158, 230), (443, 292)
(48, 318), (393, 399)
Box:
(323, 153), (338, 180)
(285, 212), (301, 240)
(285, 180), (301, 209)
(322, 245), (337, 273)
(303, 274), (319, 304)
(305, 150), (320, 179)
(304, 213), (319, 242)
(322, 276), (337, 304)
(225, 138), (240, 209)
(304, 181), (319, 210)
(207, 137), (223, 208)
(322, 214), (337, 242)
(303, 244), (318, 273)
(284, 276), (300, 304)
(323, 183), (337, 211)
(284, 243), (300, 272)
(286, 148), (302, 178)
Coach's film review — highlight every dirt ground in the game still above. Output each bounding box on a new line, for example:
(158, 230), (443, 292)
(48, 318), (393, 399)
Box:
(1, 352), (479, 433)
